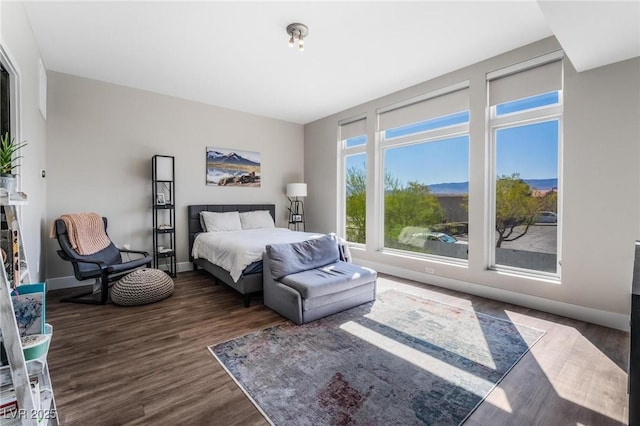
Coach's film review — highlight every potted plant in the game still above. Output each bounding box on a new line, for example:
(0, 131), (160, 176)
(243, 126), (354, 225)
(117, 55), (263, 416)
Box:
(0, 132), (27, 194)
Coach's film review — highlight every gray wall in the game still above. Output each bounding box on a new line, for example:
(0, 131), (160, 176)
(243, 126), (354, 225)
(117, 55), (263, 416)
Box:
(46, 72), (303, 280)
(0, 2), (48, 281)
(304, 37), (640, 326)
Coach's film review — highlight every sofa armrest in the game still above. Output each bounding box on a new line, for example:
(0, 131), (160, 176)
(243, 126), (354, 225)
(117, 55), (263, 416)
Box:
(263, 253), (304, 324)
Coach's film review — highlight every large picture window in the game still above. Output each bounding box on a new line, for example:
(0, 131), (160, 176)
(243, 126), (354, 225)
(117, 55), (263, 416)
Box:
(339, 117), (367, 244)
(334, 54), (563, 282)
(344, 153), (366, 244)
(379, 86), (470, 261)
(383, 135), (469, 259)
(488, 54), (563, 276)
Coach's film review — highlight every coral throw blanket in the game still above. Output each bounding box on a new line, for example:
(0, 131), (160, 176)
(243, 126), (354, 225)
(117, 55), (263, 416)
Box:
(52, 213), (111, 255)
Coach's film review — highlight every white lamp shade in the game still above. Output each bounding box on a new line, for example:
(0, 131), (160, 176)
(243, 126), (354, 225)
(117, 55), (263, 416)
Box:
(286, 183), (307, 197)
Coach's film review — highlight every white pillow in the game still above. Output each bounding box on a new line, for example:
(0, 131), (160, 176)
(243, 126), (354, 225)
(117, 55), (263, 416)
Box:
(200, 211), (242, 232)
(239, 210), (275, 230)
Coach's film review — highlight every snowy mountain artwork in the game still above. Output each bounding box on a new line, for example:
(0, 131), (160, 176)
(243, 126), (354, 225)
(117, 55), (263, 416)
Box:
(206, 147), (261, 187)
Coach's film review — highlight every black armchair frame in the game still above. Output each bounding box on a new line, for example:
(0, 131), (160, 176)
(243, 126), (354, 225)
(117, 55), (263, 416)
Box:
(53, 217), (152, 305)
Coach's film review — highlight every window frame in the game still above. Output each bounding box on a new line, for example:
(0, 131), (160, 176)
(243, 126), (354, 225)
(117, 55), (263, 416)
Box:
(0, 43), (22, 191)
(378, 107), (470, 264)
(1, 64), (10, 136)
(487, 94), (563, 279)
(338, 115), (368, 247)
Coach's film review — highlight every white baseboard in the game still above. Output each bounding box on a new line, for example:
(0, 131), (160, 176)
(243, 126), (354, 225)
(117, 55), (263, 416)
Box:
(177, 261), (194, 272)
(356, 259), (630, 331)
(46, 259), (628, 331)
(47, 261), (195, 291)
(46, 275), (88, 291)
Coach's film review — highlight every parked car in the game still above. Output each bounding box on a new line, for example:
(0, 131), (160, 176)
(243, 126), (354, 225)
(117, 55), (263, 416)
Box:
(536, 211), (557, 224)
(425, 232), (467, 244)
(398, 227), (468, 249)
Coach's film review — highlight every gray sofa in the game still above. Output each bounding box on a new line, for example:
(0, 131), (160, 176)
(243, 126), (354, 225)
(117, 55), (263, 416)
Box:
(263, 234), (377, 324)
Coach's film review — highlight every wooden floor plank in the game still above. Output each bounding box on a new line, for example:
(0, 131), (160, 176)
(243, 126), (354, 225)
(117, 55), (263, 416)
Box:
(45, 271), (629, 425)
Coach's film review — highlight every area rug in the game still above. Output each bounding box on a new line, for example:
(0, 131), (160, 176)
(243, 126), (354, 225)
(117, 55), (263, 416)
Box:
(209, 290), (545, 425)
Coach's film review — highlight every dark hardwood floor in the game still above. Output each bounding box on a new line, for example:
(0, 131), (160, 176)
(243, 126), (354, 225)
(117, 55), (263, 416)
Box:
(45, 271), (629, 425)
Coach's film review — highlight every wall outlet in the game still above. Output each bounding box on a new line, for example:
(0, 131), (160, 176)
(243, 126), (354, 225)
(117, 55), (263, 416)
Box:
(123, 244), (131, 250)
(425, 267), (435, 274)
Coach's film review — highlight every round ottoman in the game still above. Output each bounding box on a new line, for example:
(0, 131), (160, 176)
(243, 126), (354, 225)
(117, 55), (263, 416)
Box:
(111, 268), (174, 306)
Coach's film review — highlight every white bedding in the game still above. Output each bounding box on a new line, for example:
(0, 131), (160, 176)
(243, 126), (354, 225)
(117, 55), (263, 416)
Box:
(191, 228), (323, 282)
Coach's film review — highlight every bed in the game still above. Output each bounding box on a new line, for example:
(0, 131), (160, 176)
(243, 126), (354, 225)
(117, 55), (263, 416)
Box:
(188, 204), (322, 307)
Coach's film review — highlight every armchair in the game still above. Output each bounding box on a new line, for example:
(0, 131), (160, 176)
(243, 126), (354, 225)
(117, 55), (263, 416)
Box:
(53, 217), (152, 304)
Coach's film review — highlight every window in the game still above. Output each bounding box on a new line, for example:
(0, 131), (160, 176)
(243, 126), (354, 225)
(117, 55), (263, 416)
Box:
(385, 111), (469, 140)
(495, 91), (558, 116)
(379, 85), (470, 261)
(339, 117), (367, 244)
(488, 54), (563, 276)
(0, 46), (25, 201)
(0, 64), (9, 137)
(345, 134), (366, 148)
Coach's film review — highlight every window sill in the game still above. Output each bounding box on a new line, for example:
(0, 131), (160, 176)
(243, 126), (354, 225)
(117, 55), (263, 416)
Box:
(380, 247), (468, 269)
(489, 266), (561, 285)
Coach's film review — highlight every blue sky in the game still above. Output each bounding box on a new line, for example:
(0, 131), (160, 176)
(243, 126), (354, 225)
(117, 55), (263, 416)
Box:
(345, 92), (559, 187)
(496, 120), (558, 179)
(385, 135), (469, 185)
(346, 153), (366, 174)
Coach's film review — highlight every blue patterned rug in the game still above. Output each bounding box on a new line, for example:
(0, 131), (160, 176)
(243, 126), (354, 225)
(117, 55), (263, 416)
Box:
(209, 290), (544, 425)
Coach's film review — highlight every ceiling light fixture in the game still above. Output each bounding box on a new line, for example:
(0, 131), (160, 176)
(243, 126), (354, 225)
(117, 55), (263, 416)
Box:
(286, 23), (308, 52)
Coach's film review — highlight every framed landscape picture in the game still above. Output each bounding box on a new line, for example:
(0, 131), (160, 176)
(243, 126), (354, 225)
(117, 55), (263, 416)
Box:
(206, 147), (261, 187)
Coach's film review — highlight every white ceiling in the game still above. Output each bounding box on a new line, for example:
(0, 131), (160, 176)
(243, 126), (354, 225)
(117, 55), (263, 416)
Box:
(22, 1), (640, 125)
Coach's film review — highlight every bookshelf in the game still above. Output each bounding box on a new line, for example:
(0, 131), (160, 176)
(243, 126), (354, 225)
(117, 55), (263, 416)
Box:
(152, 155), (176, 277)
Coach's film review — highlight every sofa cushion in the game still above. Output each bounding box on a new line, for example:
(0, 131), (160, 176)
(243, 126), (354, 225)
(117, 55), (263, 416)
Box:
(280, 261), (377, 299)
(303, 281), (376, 312)
(266, 234), (340, 280)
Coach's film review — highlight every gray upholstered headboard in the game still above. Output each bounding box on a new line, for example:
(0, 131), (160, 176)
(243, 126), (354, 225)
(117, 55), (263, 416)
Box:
(188, 204), (276, 261)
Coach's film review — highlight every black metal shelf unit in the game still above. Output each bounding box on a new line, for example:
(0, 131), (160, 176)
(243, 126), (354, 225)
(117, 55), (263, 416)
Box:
(152, 155), (176, 277)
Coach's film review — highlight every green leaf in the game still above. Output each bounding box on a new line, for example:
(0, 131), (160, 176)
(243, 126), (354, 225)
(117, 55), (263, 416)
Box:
(0, 132), (28, 175)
